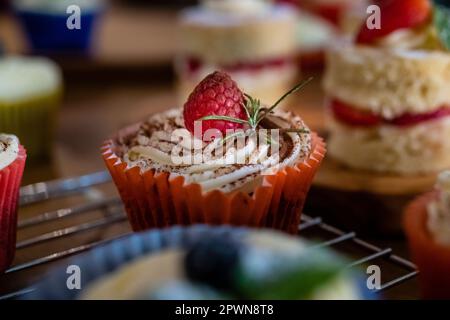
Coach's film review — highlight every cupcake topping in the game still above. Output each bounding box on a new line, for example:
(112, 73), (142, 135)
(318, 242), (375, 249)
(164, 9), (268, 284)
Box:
(356, 0), (432, 45)
(427, 171), (450, 245)
(201, 0), (273, 16)
(116, 71), (312, 193)
(14, 0), (104, 13)
(355, 0), (450, 51)
(0, 56), (61, 103)
(183, 71), (247, 139)
(0, 134), (19, 171)
(117, 108), (311, 193)
(182, 0), (295, 27)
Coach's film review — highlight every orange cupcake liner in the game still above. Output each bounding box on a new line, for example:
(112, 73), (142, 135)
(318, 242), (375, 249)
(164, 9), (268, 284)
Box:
(404, 192), (450, 299)
(102, 132), (325, 234)
(0, 145), (26, 272)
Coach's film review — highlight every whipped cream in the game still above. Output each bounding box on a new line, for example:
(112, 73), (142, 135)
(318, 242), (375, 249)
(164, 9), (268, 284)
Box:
(0, 134), (19, 171)
(427, 171), (450, 246)
(202, 0), (272, 15)
(0, 56), (62, 103)
(13, 0), (104, 13)
(182, 2), (296, 27)
(117, 108), (311, 193)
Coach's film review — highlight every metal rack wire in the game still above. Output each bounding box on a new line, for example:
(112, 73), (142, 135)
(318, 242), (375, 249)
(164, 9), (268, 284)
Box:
(0, 171), (418, 300)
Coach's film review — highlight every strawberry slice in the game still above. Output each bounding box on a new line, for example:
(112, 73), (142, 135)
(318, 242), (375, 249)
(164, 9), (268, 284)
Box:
(389, 108), (450, 126)
(356, 0), (432, 44)
(330, 99), (381, 126)
(330, 99), (450, 127)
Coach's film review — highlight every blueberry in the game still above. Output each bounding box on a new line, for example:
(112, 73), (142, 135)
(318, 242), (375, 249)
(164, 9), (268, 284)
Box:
(184, 236), (241, 291)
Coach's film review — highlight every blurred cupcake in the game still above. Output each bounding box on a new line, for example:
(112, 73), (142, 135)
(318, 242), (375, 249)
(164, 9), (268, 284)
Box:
(176, 0), (299, 105)
(80, 228), (363, 300)
(102, 71), (325, 234)
(0, 134), (26, 272)
(298, 0), (360, 27)
(13, 0), (104, 54)
(0, 56), (62, 160)
(295, 9), (337, 69)
(404, 171), (450, 299)
(324, 0), (450, 174)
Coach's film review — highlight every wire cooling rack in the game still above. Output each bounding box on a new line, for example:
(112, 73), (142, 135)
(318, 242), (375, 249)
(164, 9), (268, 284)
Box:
(0, 171), (419, 300)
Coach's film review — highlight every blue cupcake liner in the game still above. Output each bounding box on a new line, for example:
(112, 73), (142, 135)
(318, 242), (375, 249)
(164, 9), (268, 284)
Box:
(27, 225), (248, 300)
(14, 4), (104, 54)
(27, 225), (372, 300)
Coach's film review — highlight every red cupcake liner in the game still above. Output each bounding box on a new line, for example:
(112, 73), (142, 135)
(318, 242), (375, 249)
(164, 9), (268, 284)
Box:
(102, 131), (325, 234)
(0, 145), (26, 272)
(404, 192), (450, 299)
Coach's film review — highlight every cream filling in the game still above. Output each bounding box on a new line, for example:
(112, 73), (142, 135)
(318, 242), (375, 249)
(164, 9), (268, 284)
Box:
(121, 108), (311, 193)
(427, 171), (450, 246)
(0, 56), (62, 103)
(0, 134), (19, 171)
(375, 28), (431, 50)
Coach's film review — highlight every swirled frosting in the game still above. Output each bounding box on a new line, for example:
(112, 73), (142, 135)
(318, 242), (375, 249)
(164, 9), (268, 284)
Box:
(428, 171), (450, 246)
(0, 134), (19, 171)
(115, 108), (311, 193)
(0, 56), (61, 103)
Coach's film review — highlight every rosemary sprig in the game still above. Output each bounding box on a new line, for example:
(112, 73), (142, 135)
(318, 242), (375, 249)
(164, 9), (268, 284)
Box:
(198, 77), (313, 141)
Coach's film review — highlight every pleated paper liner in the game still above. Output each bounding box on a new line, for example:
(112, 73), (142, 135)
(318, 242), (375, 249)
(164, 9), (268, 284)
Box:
(0, 91), (61, 160)
(102, 130), (325, 234)
(404, 192), (450, 299)
(0, 145), (27, 272)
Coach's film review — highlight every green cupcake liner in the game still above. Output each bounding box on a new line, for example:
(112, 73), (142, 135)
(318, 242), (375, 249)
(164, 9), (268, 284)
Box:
(0, 90), (61, 160)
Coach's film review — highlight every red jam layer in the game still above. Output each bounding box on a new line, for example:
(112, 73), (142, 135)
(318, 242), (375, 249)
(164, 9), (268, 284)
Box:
(330, 99), (450, 127)
(184, 56), (294, 75)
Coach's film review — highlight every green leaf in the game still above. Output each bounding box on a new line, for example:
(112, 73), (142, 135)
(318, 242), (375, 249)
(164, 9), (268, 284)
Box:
(434, 4), (450, 50)
(235, 249), (348, 299)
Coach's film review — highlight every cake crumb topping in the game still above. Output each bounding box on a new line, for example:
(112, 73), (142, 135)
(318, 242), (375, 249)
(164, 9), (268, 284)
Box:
(115, 108), (311, 193)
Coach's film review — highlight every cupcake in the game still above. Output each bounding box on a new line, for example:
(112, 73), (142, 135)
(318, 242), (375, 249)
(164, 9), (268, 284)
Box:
(0, 56), (62, 160)
(176, 0), (299, 105)
(404, 171), (450, 299)
(323, 0), (450, 174)
(102, 71), (325, 234)
(297, 0), (357, 26)
(13, 0), (104, 54)
(295, 9), (337, 69)
(80, 228), (363, 300)
(0, 134), (26, 272)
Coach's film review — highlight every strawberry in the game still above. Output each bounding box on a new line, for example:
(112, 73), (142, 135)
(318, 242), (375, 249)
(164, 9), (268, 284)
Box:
(330, 99), (381, 126)
(183, 71), (247, 139)
(356, 0), (432, 44)
(389, 107), (450, 126)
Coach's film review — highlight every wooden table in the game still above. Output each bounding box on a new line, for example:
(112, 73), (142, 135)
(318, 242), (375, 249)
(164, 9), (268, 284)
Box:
(0, 6), (420, 300)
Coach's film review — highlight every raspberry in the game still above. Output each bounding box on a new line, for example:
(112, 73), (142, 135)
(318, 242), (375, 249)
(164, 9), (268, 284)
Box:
(183, 71), (247, 140)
